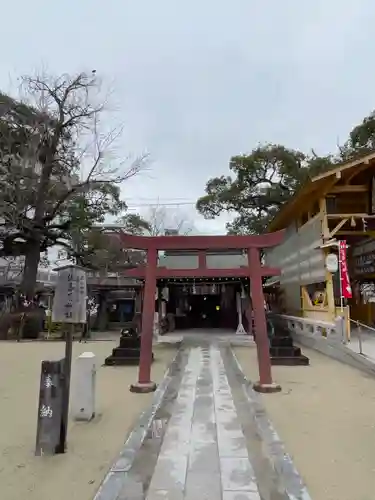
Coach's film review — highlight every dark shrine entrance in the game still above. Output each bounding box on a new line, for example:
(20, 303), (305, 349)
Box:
(161, 279), (240, 330)
(118, 230), (284, 394)
(188, 294), (221, 329)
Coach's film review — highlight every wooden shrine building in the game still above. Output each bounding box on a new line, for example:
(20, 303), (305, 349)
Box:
(263, 151), (375, 330)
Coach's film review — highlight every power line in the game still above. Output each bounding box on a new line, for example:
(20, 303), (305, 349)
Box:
(125, 197), (194, 201)
(127, 201), (197, 208)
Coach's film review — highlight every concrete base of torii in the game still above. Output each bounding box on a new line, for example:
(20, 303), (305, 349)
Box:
(130, 381), (157, 393)
(253, 381), (282, 393)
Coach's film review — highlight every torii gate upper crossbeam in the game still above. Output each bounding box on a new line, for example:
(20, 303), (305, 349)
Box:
(118, 230), (284, 250)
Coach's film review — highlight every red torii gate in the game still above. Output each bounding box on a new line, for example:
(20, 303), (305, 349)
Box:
(118, 230), (284, 393)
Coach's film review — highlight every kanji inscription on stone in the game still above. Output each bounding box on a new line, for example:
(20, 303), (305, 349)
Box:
(35, 360), (64, 456)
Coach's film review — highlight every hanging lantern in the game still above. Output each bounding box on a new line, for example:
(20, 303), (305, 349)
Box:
(240, 284), (246, 299)
(162, 286), (169, 302)
(211, 283), (216, 294)
(221, 284), (226, 293)
(182, 285), (187, 293)
(192, 282), (196, 295)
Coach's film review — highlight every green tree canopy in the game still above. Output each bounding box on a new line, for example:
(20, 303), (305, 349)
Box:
(196, 144), (334, 235)
(339, 111), (375, 160)
(69, 213), (152, 272)
(196, 107), (375, 236)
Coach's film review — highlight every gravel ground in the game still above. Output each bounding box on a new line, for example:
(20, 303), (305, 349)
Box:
(0, 340), (176, 500)
(234, 345), (375, 500)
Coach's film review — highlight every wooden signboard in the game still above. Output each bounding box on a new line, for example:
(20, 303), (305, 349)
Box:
(52, 266), (87, 324)
(49, 265), (88, 453)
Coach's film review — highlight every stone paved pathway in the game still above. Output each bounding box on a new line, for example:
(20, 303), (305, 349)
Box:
(146, 345), (261, 500)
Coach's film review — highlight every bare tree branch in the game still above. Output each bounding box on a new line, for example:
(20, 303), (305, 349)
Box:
(118, 203), (195, 237)
(0, 70), (149, 297)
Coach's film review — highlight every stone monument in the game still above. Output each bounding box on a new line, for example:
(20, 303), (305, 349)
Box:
(104, 325), (154, 366)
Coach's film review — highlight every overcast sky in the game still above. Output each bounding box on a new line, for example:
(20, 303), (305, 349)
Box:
(2, 0), (375, 234)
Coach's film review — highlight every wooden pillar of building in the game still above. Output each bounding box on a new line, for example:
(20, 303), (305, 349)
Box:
(96, 291), (109, 331)
(248, 247), (281, 393)
(130, 247), (158, 393)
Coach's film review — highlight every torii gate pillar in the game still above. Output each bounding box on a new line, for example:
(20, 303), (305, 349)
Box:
(130, 247), (158, 393)
(249, 247), (281, 393)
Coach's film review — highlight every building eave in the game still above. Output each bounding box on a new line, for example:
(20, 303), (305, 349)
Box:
(268, 151), (375, 232)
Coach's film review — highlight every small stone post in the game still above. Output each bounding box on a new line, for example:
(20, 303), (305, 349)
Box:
(72, 352), (96, 421)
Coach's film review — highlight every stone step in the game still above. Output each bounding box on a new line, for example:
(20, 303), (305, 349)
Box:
(112, 347), (141, 358)
(119, 338), (141, 349)
(270, 337), (294, 347)
(273, 326), (291, 336)
(105, 356), (140, 366)
(270, 346), (301, 357)
(104, 352), (154, 366)
(271, 355), (309, 366)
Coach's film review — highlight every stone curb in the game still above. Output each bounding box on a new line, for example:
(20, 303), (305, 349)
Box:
(92, 347), (184, 500)
(228, 347), (313, 500)
(293, 332), (375, 377)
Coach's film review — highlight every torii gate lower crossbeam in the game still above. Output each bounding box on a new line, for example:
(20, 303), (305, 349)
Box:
(118, 231), (284, 394)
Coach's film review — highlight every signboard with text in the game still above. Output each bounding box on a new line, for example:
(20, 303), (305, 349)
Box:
(52, 266), (87, 324)
(360, 282), (375, 303)
(325, 253), (338, 273)
(339, 241), (352, 299)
